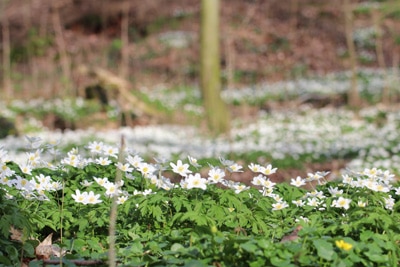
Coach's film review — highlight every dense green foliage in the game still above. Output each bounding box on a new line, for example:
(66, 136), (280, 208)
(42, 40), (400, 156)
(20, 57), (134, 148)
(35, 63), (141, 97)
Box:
(0, 143), (399, 266)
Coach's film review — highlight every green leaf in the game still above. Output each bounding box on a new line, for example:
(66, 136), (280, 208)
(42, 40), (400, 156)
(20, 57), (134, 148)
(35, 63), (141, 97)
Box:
(171, 243), (184, 252)
(249, 258), (266, 267)
(336, 259), (349, 267)
(364, 243), (387, 263)
(207, 205), (226, 222)
(0, 255), (12, 266)
(181, 260), (209, 267)
(256, 239), (271, 250)
(364, 252), (388, 263)
(28, 260), (42, 267)
(129, 241), (144, 255)
(78, 218), (88, 231)
(151, 205), (163, 221)
(5, 246), (18, 260)
(0, 215), (12, 237)
(170, 229), (184, 241)
(87, 238), (104, 252)
(173, 198), (183, 212)
(270, 256), (292, 267)
(181, 211), (208, 225)
(72, 238), (86, 251)
(313, 239), (335, 261)
(214, 236), (225, 244)
(251, 222), (259, 234)
(23, 242), (35, 257)
(360, 230), (374, 241)
(194, 202), (203, 212)
(240, 241), (258, 253)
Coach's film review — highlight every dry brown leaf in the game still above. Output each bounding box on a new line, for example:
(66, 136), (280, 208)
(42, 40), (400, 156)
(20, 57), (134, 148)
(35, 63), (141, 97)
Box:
(34, 233), (68, 259)
(280, 225), (302, 243)
(9, 226), (23, 242)
(35, 233), (53, 260)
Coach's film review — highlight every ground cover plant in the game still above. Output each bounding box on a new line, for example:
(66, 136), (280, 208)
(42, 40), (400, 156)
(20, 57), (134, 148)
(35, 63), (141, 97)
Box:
(141, 68), (400, 107)
(2, 0), (400, 265)
(0, 69), (400, 266)
(0, 136), (400, 266)
(1, 67), (399, 177)
(2, 102), (400, 178)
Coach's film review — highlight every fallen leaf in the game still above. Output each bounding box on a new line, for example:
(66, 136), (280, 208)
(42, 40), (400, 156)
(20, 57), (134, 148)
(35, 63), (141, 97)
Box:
(9, 226), (23, 242)
(280, 225), (302, 243)
(35, 233), (53, 260)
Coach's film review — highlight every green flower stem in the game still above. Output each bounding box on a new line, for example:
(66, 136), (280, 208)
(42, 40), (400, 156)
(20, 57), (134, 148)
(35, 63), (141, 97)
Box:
(58, 179), (66, 267)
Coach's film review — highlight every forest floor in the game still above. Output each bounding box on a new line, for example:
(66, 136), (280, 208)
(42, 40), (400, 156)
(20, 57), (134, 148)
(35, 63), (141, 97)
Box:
(5, 0), (400, 91)
(3, 0), (400, 181)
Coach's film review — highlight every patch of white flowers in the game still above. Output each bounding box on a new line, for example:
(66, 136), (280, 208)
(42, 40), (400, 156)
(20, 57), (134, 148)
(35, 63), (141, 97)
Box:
(0, 138), (399, 226)
(1, 104), (400, 178)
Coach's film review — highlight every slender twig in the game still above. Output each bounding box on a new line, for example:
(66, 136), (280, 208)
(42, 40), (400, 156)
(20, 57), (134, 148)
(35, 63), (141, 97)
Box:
(108, 135), (125, 267)
(59, 179), (65, 267)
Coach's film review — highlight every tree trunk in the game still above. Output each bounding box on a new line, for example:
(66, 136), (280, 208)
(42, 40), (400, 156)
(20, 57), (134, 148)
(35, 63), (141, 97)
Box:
(372, 9), (390, 104)
(1, 0), (12, 101)
(200, 0), (230, 135)
(119, 1), (130, 80)
(51, 0), (72, 97)
(343, 0), (360, 109)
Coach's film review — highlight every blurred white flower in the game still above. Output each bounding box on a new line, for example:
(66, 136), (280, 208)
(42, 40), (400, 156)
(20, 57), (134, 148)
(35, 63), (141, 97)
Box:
(207, 167), (225, 184)
(95, 157), (112, 166)
(331, 197), (352, 210)
(170, 160), (192, 177)
(102, 145), (118, 158)
(272, 201), (289, 211)
(87, 141), (105, 154)
(188, 156), (201, 168)
(185, 173), (207, 190)
(290, 176), (306, 187)
(260, 164), (277, 175)
(116, 162), (133, 172)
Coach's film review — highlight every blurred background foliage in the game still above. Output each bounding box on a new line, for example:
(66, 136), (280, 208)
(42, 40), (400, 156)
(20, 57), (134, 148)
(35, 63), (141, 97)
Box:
(0, 0), (399, 133)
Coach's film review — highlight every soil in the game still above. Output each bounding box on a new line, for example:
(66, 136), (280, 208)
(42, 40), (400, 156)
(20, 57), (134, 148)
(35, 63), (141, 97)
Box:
(3, 0), (400, 91)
